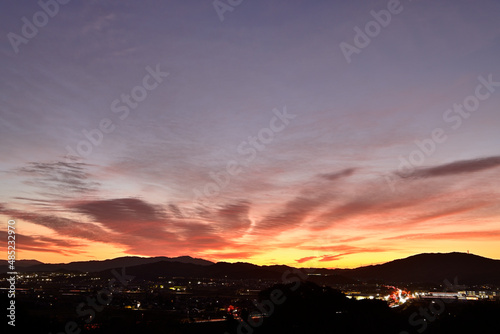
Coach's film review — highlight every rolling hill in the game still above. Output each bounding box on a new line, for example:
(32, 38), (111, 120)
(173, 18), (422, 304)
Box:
(335, 252), (500, 284)
(2, 252), (499, 284)
(0, 255), (212, 274)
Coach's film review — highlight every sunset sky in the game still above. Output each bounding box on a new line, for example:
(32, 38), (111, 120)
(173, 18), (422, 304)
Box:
(1, 0), (500, 268)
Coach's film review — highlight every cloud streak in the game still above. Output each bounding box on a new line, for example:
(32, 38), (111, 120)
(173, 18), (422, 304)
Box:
(318, 168), (357, 181)
(13, 161), (100, 197)
(399, 156), (500, 179)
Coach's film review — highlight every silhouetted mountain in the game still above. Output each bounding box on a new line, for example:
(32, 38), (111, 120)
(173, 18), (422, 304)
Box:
(335, 252), (500, 284)
(208, 262), (282, 279)
(2, 252), (499, 284)
(100, 261), (295, 280)
(0, 259), (43, 267)
(104, 260), (207, 279)
(0, 256), (212, 274)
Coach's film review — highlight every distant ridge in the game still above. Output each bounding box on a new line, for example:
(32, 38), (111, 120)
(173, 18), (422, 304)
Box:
(0, 259), (43, 267)
(2, 252), (499, 284)
(335, 252), (500, 284)
(0, 255), (213, 273)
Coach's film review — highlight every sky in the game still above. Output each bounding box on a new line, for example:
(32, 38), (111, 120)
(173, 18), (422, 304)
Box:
(1, 0), (499, 268)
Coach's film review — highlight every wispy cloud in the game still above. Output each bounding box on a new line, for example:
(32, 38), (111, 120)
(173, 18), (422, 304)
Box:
(215, 200), (252, 233)
(319, 254), (345, 262)
(398, 156), (500, 179)
(318, 168), (356, 181)
(0, 231), (82, 255)
(257, 195), (331, 232)
(72, 197), (167, 224)
(0, 204), (109, 243)
(13, 161), (99, 197)
(296, 256), (318, 264)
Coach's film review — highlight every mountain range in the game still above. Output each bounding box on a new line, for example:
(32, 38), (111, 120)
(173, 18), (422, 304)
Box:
(0, 255), (212, 273)
(2, 252), (500, 285)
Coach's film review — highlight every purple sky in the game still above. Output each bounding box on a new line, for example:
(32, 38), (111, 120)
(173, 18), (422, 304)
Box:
(1, 0), (500, 267)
